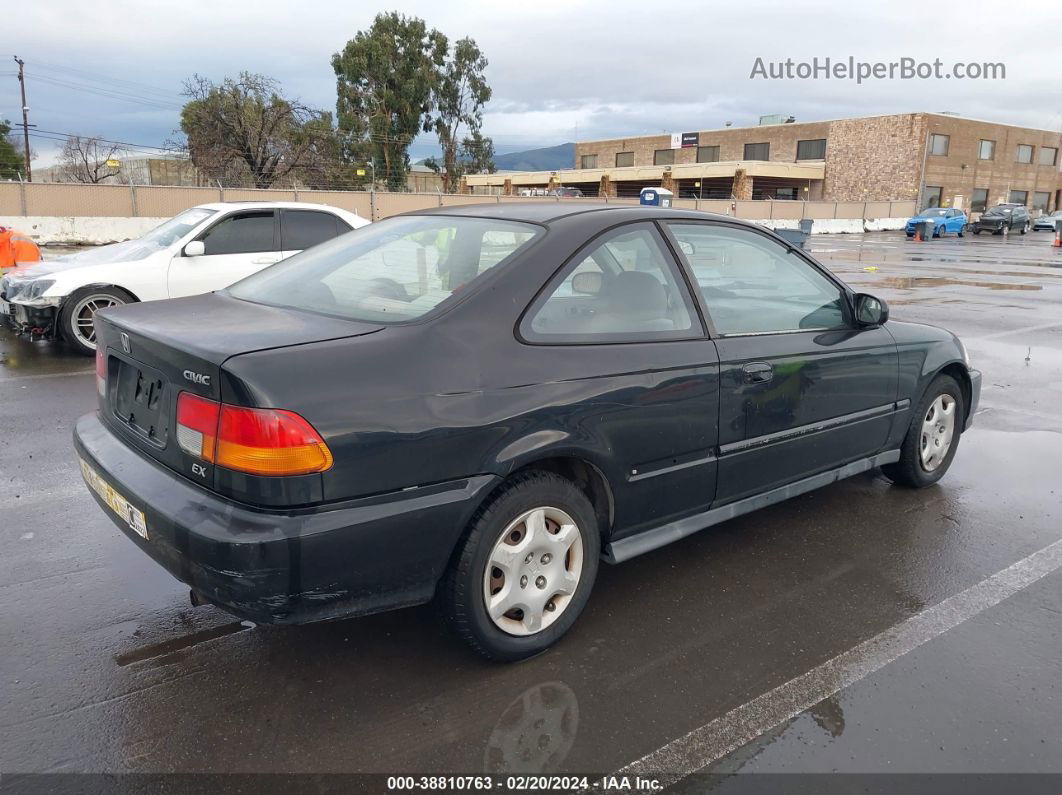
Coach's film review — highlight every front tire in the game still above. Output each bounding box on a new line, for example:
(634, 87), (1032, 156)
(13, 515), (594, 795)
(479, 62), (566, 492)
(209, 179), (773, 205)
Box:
(882, 374), (965, 488)
(1020, 221), (1030, 235)
(439, 471), (600, 661)
(59, 286), (135, 355)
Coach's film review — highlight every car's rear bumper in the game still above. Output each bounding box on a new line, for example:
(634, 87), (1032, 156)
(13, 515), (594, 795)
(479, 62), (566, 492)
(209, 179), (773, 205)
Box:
(74, 412), (499, 624)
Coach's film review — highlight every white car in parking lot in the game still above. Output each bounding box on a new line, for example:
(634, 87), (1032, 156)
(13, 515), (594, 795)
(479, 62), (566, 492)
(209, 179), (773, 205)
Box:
(0, 202), (368, 354)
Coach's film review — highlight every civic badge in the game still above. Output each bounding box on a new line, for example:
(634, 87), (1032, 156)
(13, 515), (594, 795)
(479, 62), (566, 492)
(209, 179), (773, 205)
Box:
(120, 332), (131, 354)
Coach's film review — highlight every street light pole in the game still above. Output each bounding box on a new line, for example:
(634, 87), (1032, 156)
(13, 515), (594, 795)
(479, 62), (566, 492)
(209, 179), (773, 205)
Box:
(13, 56), (31, 181)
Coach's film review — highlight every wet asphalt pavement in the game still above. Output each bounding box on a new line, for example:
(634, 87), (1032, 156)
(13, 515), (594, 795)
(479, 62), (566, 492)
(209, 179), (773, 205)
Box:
(1, 230), (1060, 782)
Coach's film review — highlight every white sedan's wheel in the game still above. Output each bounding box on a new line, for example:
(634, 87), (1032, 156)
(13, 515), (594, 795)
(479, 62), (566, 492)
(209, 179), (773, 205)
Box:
(483, 506), (584, 636)
(70, 294), (121, 348)
(59, 287), (133, 355)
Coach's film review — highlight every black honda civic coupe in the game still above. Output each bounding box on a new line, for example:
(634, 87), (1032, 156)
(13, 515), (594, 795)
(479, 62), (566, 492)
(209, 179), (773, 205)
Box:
(74, 204), (981, 661)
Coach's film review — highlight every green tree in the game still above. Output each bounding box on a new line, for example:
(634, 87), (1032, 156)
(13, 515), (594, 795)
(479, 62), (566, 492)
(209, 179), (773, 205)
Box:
(332, 12), (447, 191)
(0, 120), (24, 179)
(429, 38), (491, 193)
(461, 131), (496, 175)
(179, 72), (336, 188)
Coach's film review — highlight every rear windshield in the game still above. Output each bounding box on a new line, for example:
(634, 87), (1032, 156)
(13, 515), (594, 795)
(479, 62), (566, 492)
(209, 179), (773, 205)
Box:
(227, 215), (541, 323)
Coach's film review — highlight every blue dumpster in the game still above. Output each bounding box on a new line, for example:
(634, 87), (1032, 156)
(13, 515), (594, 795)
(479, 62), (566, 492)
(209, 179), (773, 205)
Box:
(640, 187), (673, 208)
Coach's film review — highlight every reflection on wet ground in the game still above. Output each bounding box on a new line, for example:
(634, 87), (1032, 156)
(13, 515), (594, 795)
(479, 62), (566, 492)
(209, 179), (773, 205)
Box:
(1, 231), (1061, 779)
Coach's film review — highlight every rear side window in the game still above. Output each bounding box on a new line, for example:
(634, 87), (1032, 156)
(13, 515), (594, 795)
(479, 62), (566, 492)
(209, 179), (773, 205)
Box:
(282, 210), (347, 251)
(523, 223), (697, 343)
(199, 211), (276, 255)
(227, 215), (541, 323)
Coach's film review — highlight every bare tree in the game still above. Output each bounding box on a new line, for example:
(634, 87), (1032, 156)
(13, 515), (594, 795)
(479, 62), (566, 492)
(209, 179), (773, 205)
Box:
(179, 72), (337, 189)
(58, 136), (125, 183)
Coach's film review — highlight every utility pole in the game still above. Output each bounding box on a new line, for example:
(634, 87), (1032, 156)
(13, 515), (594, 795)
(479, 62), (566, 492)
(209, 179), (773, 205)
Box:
(14, 56), (31, 181)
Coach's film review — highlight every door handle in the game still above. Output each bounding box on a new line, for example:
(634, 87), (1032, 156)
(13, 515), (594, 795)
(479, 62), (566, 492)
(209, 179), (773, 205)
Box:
(252, 255), (280, 264)
(742, 362), (774, 384)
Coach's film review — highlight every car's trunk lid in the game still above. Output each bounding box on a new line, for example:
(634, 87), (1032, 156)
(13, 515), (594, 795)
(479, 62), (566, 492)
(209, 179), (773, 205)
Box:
(94, 293), (383, 490)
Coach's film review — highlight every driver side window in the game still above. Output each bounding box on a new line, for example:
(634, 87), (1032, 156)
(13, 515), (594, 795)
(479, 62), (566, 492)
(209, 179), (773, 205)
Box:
(198, 211), (277, 256)
(667, 223), (847, 335)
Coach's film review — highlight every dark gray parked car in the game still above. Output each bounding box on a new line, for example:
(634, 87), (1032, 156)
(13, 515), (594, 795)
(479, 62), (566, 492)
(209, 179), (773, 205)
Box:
(75, 204), (982, 660)
(973, 204), (1031, 235)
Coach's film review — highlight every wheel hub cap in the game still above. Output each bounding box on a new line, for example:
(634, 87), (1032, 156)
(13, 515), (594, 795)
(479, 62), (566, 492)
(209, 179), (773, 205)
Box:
(483, 506), (584, 636)
(919, 394), (956, 472)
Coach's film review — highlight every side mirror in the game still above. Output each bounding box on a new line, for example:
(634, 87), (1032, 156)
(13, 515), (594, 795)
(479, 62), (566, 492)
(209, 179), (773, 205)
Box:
(183, 240), (205, 257)
(854, 293), (889, 326)
(678, 240), (696, 257)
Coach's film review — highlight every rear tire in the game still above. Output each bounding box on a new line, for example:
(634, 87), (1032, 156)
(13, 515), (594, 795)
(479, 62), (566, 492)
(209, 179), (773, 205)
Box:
(882, 374), (965, 488)
(59, 286), (135, 355)
(438, 471), (600, 662)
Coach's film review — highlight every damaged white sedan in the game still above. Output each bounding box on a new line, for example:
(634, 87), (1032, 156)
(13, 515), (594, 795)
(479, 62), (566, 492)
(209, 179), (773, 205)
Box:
(0, 202), (367, 354)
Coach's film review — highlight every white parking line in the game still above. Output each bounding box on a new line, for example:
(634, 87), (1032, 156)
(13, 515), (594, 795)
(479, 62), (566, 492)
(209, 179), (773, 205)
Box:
(613, 535), (1062, 786)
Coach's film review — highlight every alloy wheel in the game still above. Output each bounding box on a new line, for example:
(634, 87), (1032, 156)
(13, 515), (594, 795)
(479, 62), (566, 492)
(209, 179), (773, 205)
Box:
(70, 294), (123, 350)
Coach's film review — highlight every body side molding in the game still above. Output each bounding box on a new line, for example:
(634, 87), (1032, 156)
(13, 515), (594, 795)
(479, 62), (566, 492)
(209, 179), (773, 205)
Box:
(604, 450), (901, 563)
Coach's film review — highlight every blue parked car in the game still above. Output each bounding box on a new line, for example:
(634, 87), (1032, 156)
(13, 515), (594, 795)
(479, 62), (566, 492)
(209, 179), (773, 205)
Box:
(905, 207), (968, 238)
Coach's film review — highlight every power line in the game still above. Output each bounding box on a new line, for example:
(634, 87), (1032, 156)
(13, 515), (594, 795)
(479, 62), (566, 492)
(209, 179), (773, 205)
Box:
(29, 58), (181, 100)
(29, 74), (182, 111)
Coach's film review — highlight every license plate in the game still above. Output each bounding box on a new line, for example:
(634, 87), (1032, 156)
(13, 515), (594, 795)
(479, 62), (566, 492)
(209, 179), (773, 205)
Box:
(0, 301), (10, 316)
(79, 457), (148, 539)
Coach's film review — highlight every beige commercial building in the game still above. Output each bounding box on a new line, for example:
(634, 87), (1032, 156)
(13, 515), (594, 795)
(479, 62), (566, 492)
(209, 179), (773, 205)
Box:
(465, 112), (1062, 213)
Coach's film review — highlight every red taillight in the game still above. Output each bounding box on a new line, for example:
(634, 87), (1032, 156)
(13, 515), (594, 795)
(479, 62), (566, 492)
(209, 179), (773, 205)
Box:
(96, 348), (106, 396)
(175, 392), (332, 477)
(176, 392), (220, 461)
(216, 405), (334, 476)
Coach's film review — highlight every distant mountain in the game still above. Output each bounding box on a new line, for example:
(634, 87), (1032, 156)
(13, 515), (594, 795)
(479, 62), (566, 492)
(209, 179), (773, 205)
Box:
(494, 143), (575, 172)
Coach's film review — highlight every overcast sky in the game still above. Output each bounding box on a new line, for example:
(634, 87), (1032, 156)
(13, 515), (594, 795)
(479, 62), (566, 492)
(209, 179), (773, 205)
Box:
(10, 0), (1062, 167)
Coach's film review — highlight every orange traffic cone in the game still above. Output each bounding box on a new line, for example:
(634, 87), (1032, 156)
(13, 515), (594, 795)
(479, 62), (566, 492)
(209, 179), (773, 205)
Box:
(914, 223), (924, 242)
(1053, 226), (1061, 247)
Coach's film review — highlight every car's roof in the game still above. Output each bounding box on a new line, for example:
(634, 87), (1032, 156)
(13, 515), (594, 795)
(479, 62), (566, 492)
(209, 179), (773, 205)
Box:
(194, 201), (364, 217)
(406, 201), (738, 225)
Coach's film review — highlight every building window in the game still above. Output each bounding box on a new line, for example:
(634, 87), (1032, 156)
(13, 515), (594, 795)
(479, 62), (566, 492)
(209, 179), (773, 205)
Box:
(796, 139), (827, 160)
(1033, 191), (1051, 212)
(923, 186), (943, 209)
(1009, 190), (1028, 206)
(654, 149), (675, 166)
(615, 152), (634, 168)
(580, 154), (598, 169)
(696, 145), (719, 163)
(1039, 147), (1058, 166)
(971, 188), (989, 213)
(1016, 145), (1034, 164)
(928, 134), (950, 156)
(978, 140), (995, 160)
(743, 142), (770, 160)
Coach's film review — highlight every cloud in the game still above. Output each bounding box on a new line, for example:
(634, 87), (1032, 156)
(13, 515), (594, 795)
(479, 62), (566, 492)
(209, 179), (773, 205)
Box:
(7, 0), (1059, 167)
